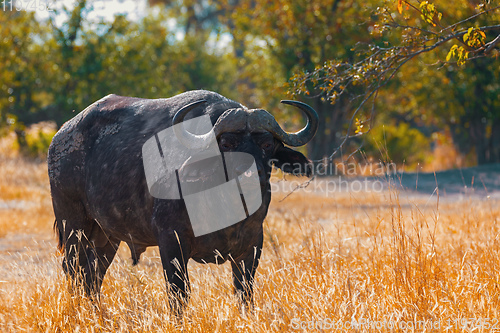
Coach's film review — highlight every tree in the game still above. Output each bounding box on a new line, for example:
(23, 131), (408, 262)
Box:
(227, 0), (378, 161)
(145, 0), (262, 104)
(1, 0), (240, 129)
(0, 8), (54, 126)
(289, 0), (500, 165)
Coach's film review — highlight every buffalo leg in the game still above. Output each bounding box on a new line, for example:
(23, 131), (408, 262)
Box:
(62, 227), (91, 290)
(53, 191), (118, 297)
(62, 224), (119, 297)
(157, 229), (191, 315)
(231, 232), (263, 308)
(84, 238), (120, 296)
(52, 193), (94, 293)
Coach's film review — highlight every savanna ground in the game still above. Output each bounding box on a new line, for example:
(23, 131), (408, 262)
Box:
(0, 143), (499, 332)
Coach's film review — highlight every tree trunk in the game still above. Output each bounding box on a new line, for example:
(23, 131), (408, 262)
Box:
(306, 95), (346, 162)
(469, 117), (488, 165)
(490, 118), (500, 163)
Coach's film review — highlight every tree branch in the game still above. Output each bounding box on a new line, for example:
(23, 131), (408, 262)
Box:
(440, 5), (500, 34)
(484, 33), (500, 54)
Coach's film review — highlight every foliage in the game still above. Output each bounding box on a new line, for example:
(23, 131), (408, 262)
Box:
(224, 0), (378, 160)
(447, 27), (487, 65)
(289, 0), (500, 164)
(0, 0), (239, 129)
(364, 122), (431, 168)
(0, 10), (53, 126)
(24, 128), (56, 159)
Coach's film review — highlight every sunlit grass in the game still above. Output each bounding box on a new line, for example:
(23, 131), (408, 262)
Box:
(0, 155), (499, 332)
(0, 156), (52, 238)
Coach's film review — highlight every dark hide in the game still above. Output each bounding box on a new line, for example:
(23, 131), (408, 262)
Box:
(48, 90), (312, 312)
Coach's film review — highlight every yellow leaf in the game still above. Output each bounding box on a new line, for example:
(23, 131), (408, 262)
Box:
(446, 48), (454, 61)
(397, 0), (403, 14)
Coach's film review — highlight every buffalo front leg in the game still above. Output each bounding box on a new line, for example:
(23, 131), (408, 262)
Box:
(231, 233), (263, 308)
(157, 229), (191, 315)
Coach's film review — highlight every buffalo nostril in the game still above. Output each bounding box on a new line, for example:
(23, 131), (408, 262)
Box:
(235, 164), (250, 175)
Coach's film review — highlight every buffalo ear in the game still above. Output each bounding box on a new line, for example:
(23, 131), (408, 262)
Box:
(273, 145), (313, 177)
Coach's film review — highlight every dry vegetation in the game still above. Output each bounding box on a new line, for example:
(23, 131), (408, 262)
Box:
(0, 148), (499, 332)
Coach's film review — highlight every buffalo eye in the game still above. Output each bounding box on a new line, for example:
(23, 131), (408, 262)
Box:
(219, 139), (236, 151)
(220, 143), (232, 150)
(261, 142), (273, 151)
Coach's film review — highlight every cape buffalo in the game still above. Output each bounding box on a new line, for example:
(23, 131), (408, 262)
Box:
(48, 90), (318, 311)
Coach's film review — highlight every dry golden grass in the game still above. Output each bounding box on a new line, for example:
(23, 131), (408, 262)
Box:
(0, 155), (499, 332)
(0, 156), (53, 238)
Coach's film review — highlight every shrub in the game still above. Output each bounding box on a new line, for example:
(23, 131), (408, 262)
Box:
(364, 122), (431, 169)
(24, 129), (56, 158)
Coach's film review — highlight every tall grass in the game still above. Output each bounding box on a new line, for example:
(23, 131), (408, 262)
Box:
(0, 156), (499, 332)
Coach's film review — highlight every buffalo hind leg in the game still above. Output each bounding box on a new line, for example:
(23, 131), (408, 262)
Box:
(62, 228), (119, 297)
(57, 213), (118, 297)
(62, 227), (91, 292)
(53, 196), (94, 294)
(84, 238), (120, 296)
(231, 233), (263, 309)
(52, 186), (119, 297)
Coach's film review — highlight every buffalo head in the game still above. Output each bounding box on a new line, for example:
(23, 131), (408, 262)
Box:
(171, 99), (318, 191)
